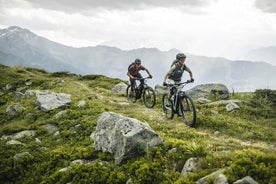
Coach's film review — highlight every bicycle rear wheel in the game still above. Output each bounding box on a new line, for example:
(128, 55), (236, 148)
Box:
(179, 94), (196, 127)
(126, 85), (136, 102)
(162, 94), (174, 119)
(143, 87), (156, 108)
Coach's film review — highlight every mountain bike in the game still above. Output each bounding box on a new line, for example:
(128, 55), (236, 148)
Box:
(162, 80), (196, 127)
(126, 77), (156, 108)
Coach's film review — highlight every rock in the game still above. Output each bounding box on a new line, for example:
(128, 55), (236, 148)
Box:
(197, 97), (211, 104)
(5, 84), (12, 90)
(208, 99), (242, 106)
(13, 130), (36, 139)
(214, 174), (228, 184)
(77, 100), (86, 107)
(25, 80), (32, 86)
(226, 102), (240, 112)
(186, 83), (229, 100)
(42, 124), (59, 134)
(55, 110), (67, 119)
(112, 82), (128, 94)
(196, 168), (226, 184)
(36, 91), (71, 112)
(13, 152), (33, 164)
(93, 112), (163, 165)
(6, 103), (25, 116)
(15, 91), (24, 100)
(7, 140), (25, 145)
(233, 176), (259, 184)
(181, 157), (200, 177)
(155, 84), (170, 95)
(211, 110), (219, 114)
(1, 130), (36, 140)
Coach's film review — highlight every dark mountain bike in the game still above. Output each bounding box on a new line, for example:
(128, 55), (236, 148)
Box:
(162, 80), (196, 127)
(126, 77), (156, 108)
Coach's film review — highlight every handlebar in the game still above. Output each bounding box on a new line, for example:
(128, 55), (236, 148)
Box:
(165, 80), (193, 87)
(134, 76), (152, 81)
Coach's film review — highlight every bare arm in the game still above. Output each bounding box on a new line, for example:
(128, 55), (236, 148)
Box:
(127, 72), (135, 79)
(145, 68), (152, 78)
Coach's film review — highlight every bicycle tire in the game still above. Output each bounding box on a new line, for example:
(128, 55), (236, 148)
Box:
(162, 94), (174, 119)
(126, 85), (136, 102)
(143, 87), (156, 108)
(179, 94), (196, 127)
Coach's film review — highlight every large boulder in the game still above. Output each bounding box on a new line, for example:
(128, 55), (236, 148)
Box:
(155, 84), (170, 95)
(92, 112), (163, 165)
(112, 82), (128, 95)
(186, 83), (230, 100)
(36, 91), (71, 112)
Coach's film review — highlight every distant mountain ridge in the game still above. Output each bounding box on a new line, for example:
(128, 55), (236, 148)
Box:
(243, 46), (276, 66)
(1, 26), (276, 91)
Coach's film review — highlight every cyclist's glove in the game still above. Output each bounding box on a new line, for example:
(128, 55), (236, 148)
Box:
(149, 75), (153, 79)
(191, 78), (194, 82)
(163, 82), (167, 86)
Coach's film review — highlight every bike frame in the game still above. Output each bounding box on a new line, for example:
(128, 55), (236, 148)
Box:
(172, 82), (189, 112)
(133, 77), (151, 96)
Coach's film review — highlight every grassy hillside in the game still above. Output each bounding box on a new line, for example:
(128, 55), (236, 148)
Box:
(0, 64), (275, 184)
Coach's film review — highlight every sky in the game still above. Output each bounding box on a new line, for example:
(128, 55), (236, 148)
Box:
(0, 0), (276, 61)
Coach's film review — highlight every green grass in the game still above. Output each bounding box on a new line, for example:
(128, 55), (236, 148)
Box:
(0, 64), (275, 183)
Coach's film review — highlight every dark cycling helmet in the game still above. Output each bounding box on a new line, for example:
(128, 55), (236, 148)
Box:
(176, 53), (186, 60)
(135, 58), (141, 64)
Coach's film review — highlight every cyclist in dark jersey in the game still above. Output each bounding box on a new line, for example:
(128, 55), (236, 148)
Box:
(127, 58), (152, 89)
(163, 53), (194, 107)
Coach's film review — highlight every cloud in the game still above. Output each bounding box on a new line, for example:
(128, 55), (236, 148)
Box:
(23, 0), (212, 12)
(255, 0), (276, 13)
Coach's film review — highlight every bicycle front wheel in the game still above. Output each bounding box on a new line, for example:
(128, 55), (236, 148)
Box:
(126, 85), (136, 102)
(162, 94), (174, 119)
(179, 94), (196, 127)
(143, 87), (156, 108)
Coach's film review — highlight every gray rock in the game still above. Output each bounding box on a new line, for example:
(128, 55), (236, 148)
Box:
(112, 82), (128, 94)
(1, 130), (36, 140)
(197, 97), (211, 104)
(42, 124), (59, 134)
(186, 83), (229, 100)
(208, 99), (242, 106)
(181, 157), (200, 177)
(233, 176), (259, 184)
(7, 140), (25, 145)
(155, 84), (170, 95)
(5, 84), (12, 90)
(55, 110), (67, 119)
(6, 103), (25, 116)
(77, 100), (86, 107)
(15, 91), (24, 100)
(93, 112), (163, 165)
(196, 169), (226, 184)
(226, 102), (240, 112)
(214, 174), (228, 184)
(14, 152), (33, 163)
(36, 91), (71, 112)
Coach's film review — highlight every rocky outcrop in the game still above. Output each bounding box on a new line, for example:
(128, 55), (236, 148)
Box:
(155, 84), (170, 95)
(36, 91), (71, 112)
(92, 112), (163, 165)
(112, 82), (128, 95)
(186, 83), (230, 100)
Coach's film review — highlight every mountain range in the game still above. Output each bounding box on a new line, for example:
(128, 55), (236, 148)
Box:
(1, 26), (276, 91)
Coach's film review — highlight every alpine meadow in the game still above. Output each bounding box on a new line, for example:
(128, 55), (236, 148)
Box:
(0, 64), (275, 183)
